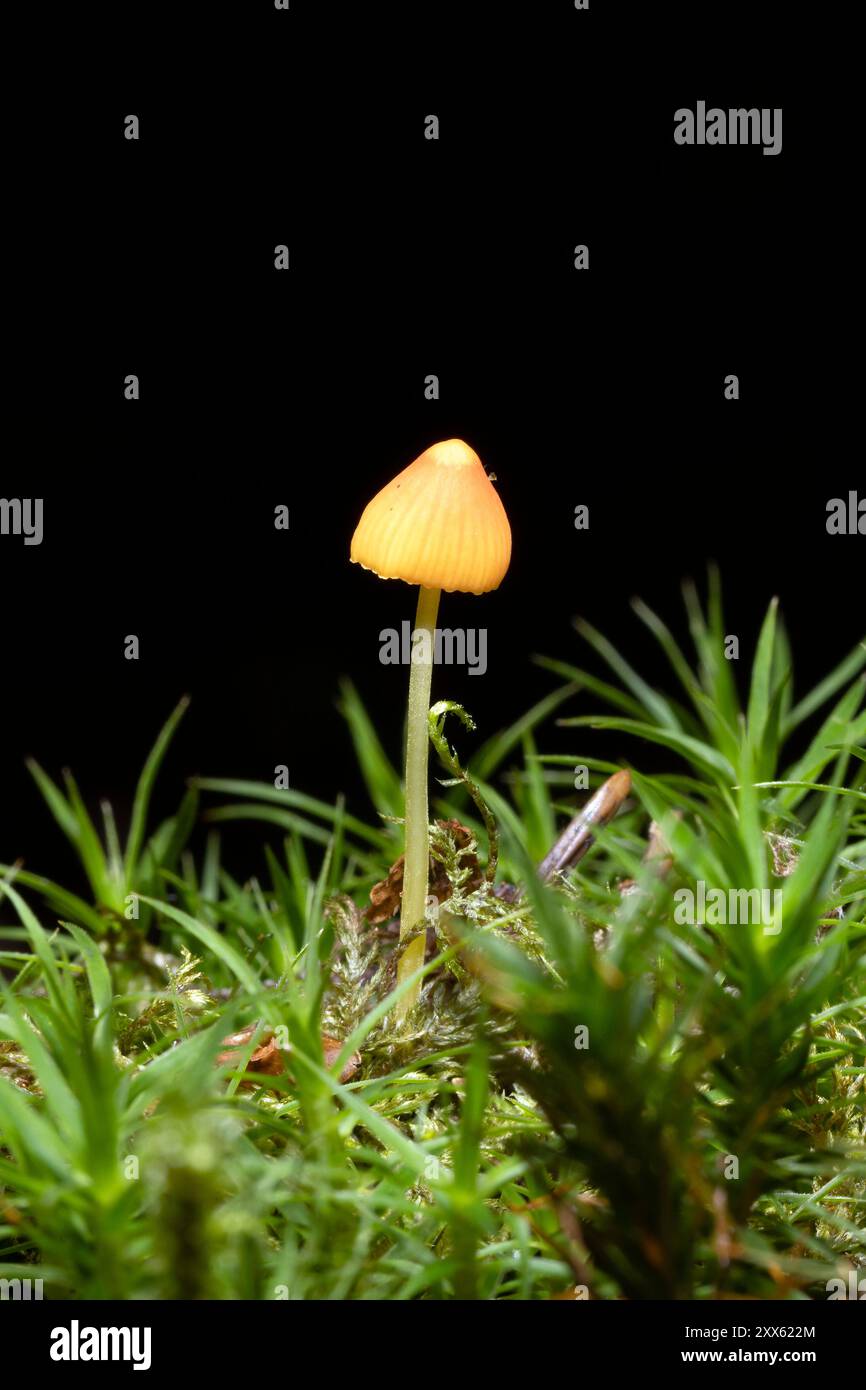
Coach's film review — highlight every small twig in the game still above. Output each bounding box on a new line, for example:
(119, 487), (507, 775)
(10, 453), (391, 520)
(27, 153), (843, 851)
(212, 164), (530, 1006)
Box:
(537, 769), (632, 882)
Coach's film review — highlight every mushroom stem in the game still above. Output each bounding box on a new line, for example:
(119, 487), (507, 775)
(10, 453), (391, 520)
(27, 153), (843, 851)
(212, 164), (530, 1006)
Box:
(396, 583), (441, 1017)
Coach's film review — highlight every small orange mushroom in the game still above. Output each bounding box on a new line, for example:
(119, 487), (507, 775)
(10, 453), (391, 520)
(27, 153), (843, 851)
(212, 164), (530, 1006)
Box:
(351, 440), (511, 1016)
(351, 438), (511, 595)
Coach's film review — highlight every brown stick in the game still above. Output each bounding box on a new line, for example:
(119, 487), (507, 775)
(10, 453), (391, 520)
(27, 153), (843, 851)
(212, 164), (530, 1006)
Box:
(537, 769), (632, 882)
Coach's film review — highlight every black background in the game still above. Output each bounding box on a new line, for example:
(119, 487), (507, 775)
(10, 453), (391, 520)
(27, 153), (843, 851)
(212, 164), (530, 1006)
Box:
(3, 2), (861, 893)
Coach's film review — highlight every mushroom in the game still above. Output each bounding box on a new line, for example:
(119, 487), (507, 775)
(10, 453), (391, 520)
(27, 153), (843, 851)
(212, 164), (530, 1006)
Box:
(350, 439), (511, 1016)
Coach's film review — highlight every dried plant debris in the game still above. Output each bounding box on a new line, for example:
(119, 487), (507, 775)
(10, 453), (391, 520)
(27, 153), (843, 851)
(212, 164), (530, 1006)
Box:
(365, 819), (483, 924)
(216, 1022), (361, 1087)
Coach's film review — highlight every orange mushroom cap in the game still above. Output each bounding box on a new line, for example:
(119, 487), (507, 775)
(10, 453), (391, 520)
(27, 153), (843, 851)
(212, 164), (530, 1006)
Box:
(350, 439), (512, 594)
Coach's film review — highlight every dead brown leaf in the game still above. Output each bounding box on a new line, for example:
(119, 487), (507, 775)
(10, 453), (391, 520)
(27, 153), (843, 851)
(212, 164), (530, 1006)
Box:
(216, 1024), (360, 1088)
(366, 819), (482, 924)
